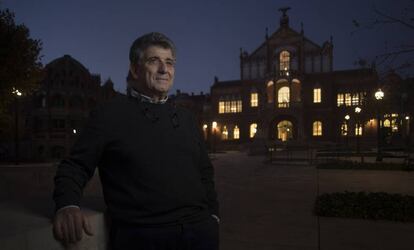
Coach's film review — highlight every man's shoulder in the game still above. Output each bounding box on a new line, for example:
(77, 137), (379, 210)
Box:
(93, 95), (133, 114)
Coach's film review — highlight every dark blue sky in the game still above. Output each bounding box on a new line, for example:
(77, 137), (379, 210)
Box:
(2, 0), (413, 94)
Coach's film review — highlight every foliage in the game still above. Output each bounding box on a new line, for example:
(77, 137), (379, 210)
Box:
(315, 191), (414, 222)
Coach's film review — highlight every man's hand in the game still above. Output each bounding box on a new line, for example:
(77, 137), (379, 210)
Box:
(53, 207), (93, 244)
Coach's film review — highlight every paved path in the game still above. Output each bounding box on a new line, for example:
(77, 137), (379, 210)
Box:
(213, 151), (414, 250)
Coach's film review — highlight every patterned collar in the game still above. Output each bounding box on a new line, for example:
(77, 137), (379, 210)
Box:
(130, 88), (168, 104)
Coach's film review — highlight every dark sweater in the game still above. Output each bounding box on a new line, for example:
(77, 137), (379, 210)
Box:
(53, 95), (219, 226)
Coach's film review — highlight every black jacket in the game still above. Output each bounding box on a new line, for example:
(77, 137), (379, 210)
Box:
(53, 95), (219, 225)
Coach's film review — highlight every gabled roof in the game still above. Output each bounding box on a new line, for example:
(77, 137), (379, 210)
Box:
(46, 54), (90, 74)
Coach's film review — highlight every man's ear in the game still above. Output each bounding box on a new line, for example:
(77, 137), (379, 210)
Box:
(129, 64), (139, 79)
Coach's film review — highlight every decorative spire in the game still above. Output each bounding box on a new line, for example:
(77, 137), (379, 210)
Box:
(278, 7), (291, 27)
(265, 27), (269, 40)
(300, 22), (304, 34)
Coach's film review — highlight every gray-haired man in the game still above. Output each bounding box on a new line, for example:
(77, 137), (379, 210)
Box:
(53, 32), (220, 249)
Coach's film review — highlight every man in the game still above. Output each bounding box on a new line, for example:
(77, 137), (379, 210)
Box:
(53, 32), (220, 250)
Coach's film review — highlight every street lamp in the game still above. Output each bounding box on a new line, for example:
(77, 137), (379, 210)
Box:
(12, 87), (23, 165)
(354, 106), (363, 163)
(375, 88), (384, 162)
(345, 115), (350, 148)
(212, 121), (217, 153)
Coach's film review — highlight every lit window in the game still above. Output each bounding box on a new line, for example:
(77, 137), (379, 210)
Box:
(251, 92), (258, 107)
(230, 100), (236, 113)
(345, 93), (351, 106)
(236, 100), (242, 112)
(313, 121), (322, 136)
(218, 101), (224, 114)
(279, 51), (290, 71)
(352, 93), (359, 106)
(277, 120), (293, 141)
(250, 123), (257, 138)
(219, 97), (243, 114)
(355, 123), (362, 136)
(222, 126), (228, 140)
(337, 93), (344, 107)
(233, 126), (240, 139)
(341, 122), (348, 136)
(391, 119), (398, 132)
(267, 81), (274, 103)
(313, 88), (321, 103)
(278, 87), (290, 108)
(224, 101), (230, 113)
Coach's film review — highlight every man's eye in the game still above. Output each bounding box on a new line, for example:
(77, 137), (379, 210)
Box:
(147, 58), (158, 64)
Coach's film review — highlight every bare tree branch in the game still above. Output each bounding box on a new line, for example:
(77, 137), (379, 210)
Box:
(373, 6), (414, 30)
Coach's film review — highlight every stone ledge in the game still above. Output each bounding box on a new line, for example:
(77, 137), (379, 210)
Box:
(0, 198), (109, 250)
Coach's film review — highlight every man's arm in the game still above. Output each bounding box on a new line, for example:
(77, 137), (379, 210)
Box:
(53, 108), (106, 243)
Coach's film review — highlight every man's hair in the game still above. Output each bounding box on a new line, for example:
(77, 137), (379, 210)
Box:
(129, 32), (176, 65)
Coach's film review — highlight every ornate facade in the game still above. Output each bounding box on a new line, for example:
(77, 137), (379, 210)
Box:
(204, 9), (413, 150)
(16, 55), (118, 161)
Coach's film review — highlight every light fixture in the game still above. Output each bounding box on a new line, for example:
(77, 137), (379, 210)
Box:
(345, 115), (350, 120)
(203, 124), (208, 129)
(406, 116), (410, 120)
(375, 88), (384, 100)
(355, 107), (361, 113)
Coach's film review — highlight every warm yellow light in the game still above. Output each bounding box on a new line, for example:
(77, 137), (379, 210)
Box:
(212, 121), (217, 129)
(345, 115), (350, 120)
(203, 124), (208, 129)
(406, 116), (410, 120)
(355, 107), (361, 113)
(375, 88), (384, 100)
(12, 87), (22, 96)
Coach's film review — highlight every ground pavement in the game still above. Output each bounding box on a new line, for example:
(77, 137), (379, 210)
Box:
(213, 151), (414, 250)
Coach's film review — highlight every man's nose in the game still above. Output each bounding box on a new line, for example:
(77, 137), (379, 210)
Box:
(157, 61), (167, 73)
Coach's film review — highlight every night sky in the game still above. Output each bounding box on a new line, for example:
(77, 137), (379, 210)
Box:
(2, 0), (413, 94)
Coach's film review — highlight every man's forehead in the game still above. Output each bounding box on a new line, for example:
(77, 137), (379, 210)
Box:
(143, 46), (175, 59)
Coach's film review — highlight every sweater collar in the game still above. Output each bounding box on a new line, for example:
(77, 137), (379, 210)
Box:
(130, 88), (168, 104)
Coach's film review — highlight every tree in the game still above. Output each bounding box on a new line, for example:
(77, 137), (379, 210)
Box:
(0, 8), (43, 132)
(352, 2), (414, 78)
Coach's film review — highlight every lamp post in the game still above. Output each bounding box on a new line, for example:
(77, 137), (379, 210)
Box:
(12, 88), (22, 165)
(345, 114), (350, 149)
(375, 88), (384, 162)
(355, 106), (363, 163)
(212, 121), (217, 153)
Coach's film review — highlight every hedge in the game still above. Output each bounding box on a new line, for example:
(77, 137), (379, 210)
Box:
(315, 191), (414, 222)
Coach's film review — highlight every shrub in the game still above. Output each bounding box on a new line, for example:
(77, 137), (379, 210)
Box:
(315, 191), (414, 222)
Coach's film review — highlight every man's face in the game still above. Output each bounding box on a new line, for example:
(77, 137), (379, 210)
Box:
(130, 45), (175, 99)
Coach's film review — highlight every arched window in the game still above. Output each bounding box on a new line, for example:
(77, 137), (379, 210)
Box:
(279, 51), (290, 71)
(267, 81), (274, 103)
(250, 123), (258, 138)
(233, 126), (240, 139)
(278, 87), (290, 108)
(355, 123), (363, 136)
(222, 126), (228, 140)
(341, 122), (348, 136)
(313, 121), (323, 136)
(277, 120), (293, 141)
